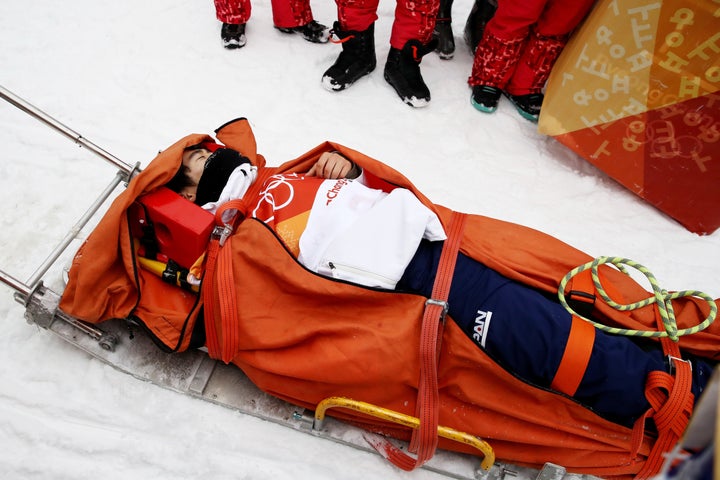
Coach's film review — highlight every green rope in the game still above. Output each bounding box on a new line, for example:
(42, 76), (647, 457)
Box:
(558, 256), (717, 342)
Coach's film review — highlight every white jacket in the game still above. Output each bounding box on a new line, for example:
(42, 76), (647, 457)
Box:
(203, 168), (446, 289)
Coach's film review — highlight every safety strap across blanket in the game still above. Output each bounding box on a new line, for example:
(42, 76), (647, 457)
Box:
(202, 167), (276, 362)
(633, 334), (693, 479)
(550, 315), (595, 397)
(372, 211), (468, 470)
(561, 263), (695, 478)
(203, 177), (468, 469)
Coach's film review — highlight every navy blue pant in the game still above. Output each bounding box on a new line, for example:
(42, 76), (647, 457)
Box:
(398, 240), (711, 427)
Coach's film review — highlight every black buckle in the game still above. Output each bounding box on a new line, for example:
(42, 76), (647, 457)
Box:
(567, 290), (596, 318)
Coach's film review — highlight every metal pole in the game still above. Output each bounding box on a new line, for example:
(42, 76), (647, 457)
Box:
(0, 270), (31, 300)
(0, 85), (142, 298)
(0, 85), (140, 180)
(0, 166), (132, 301)
(24, 170), (129, 289)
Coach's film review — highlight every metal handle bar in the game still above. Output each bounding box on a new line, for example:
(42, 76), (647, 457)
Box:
(0, 85), (142, 300)
(0, 85), (140, 180)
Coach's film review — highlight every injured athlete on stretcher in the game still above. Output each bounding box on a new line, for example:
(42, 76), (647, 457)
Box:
(162, 119), (715, 429)
(60, 117), (719, 477)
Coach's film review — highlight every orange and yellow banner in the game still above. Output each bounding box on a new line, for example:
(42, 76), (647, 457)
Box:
(539, 0), (720, 234)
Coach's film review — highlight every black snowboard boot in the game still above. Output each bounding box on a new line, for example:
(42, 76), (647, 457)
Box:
(433, 0), (455, 60)
(471, 85), (502, 113)
(383, 38), (438, 108)
(321, 22), (376, 91)
(463, 0), (497, 53)
(504, 92), (544, 122)
(221, 22), (247, 49)
(276, 20), (329, 43)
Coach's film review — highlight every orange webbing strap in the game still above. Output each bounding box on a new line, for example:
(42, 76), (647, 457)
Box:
(202, 234), (222, 359)
(202, 167), (277, 363)
(633, 336), (694, 479)
(375, 211), (467, 471)
(550, 315), (596, 396)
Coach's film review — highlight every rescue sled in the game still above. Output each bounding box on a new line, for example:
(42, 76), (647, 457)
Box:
(0, 85), (515, 480)
(1, 86), (717, 480)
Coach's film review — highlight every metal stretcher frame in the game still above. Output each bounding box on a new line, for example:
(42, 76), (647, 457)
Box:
(0, 85), (141, 346)
(0, 85), (504, 479)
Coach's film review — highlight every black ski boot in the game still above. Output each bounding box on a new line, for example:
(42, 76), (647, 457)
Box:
(221, 23), (247, 49)
(463, 0), (497, 53)
(433, 0), (455, 59)
(321, 22), (376, 91)
(383, 38), (437, 108)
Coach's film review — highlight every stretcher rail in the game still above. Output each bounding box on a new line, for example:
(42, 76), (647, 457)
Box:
(0, 85), (140, 303)
(0, 85), (139, 180)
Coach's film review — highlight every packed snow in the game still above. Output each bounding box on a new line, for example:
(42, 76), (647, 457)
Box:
(0, 0), (718, 479)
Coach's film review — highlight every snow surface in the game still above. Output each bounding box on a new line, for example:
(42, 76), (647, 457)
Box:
(0, 0), (718, 479)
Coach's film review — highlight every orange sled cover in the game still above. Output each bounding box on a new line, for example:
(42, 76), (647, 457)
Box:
(60, 118), (719, 479)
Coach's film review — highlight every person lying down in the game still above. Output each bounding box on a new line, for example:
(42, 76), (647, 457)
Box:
(164, 127), (715, 429)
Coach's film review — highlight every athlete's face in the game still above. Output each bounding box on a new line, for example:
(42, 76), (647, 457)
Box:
(178, 185), (197, 202)
(181, 148), (212, 186)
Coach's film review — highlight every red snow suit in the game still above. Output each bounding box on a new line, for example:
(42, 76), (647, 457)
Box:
(60, 118), (720, 479)
(337, 0), (438, 49)
(215, 0), (313, 29)
(469, 0), (596, 95)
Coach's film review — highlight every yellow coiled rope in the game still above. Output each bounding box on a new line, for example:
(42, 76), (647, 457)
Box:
(558, 256), (717, 342)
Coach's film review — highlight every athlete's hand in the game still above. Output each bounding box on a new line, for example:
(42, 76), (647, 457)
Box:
(306, 151), (356, 179)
